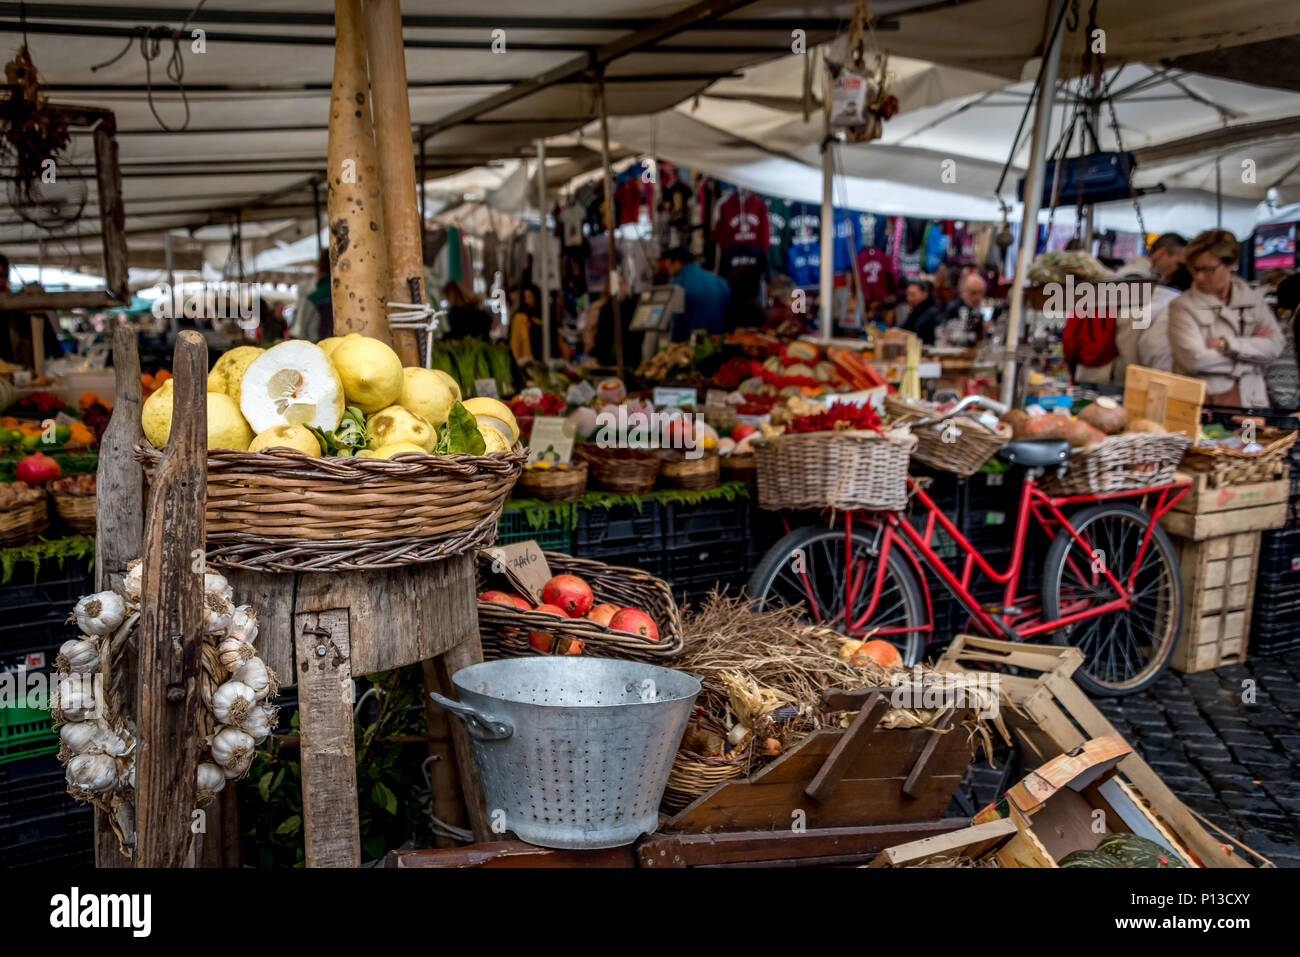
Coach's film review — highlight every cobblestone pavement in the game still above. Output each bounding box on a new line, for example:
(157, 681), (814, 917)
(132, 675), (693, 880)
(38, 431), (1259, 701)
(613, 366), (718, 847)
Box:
(956, 648), (1300, 867)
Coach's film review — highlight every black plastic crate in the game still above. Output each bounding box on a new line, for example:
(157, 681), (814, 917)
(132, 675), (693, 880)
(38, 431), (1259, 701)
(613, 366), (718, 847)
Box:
(664, 544), (748, 603)
(1259, 525), (1300, 580)
(663, 497), (750, 549)
(574, 547), (665, 579)
(0, 556), (94, 620)
(0, 807), (95, 868)
(573, 501), (662, 552)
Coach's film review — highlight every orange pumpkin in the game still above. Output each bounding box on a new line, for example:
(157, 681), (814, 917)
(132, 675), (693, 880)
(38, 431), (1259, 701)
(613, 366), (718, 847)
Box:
(77, 391), (99, 410)
(849, 639), (902, 670)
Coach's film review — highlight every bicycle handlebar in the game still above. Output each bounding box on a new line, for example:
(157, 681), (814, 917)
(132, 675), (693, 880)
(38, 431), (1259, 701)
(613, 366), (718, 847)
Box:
(910, 394), (1009, 430)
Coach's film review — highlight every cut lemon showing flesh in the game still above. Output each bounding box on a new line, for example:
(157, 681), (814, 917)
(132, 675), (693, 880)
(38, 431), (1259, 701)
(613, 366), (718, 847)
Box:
(239, 340), (345, 434)
(462, 396), (519, 444)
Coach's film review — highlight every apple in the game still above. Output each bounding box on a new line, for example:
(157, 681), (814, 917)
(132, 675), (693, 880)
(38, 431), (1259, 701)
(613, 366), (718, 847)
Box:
(609, 607), (659, 641)
(541, 574), (594, 617)
(586, 603), (619, 627)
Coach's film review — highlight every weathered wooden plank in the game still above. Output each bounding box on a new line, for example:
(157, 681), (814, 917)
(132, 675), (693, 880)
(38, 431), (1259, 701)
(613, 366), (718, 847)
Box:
(93, 112), (129, 302)
(93, 322), (144, 868)
(641, 819), (970, 868)
(389, 841), (636, 868)
(432, 626), (491, 843)
(421, 659), (468, 846)
(294, 608), (361, 867)
(902, 707), (956, 798)
(869, 817), (1017, 868)
(221, 568), (296, 680)
(135, 331), (207, 868)
(805, 693), (888, 803)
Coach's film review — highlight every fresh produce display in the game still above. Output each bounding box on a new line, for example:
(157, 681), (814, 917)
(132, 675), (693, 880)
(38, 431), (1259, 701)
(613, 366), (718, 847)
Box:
(0, 479), (45, 506)
(476, 571), (662, 653)
(366, 405), (438, 452)
(15, 451), (61, 484)
(783, 402), (884, 434)
(1003, 397), (1164, 449)
(430, 337), (514, 400)
(51, 472), (95, 496)
(330, 336), (404, 413)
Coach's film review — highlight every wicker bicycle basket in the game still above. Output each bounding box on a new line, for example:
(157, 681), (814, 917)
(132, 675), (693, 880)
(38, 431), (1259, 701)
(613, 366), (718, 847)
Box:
(476, 552), (684, 663)
(1181, 428), (1297, 488)
(752, 428), (916, 512)
(885, 394), (1012, 477)
(1039, 432), (1192, 496)
(516, 462), (588, 501)
(720, 450), (757, 483)
(135, 442), (526, 573)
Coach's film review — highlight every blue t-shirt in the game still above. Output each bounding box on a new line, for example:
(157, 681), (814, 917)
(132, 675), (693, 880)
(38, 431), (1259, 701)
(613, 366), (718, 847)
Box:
(671, 262), (731, 337)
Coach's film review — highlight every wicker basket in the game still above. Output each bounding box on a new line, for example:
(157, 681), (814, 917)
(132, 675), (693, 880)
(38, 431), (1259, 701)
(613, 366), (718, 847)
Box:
(516, 462), (588, 501)
(51, 492), (96, 535)
(477, 552), (684, 663)
(574, 445), (660, 494)
(885, 394), (1012, 477)
(753, 429), (916, 512)
(720, 450), (756, 483)
(1181, 428), (1297, 488)
(135, 442), (526, 573)
(0, 498), (48, 547)
(659, 450), (720, 490)
(1040, 432), (1192, 496)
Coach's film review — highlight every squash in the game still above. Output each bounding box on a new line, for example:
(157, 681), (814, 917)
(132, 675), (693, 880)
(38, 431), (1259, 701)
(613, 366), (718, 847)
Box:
(1001, 408), (1030, 434)
(1127, 417), (1166, 434)
(1058, 849), (1123, 868)
(1096, 834), (1183, 868)
(1078, 396), (1128, 435)
(840, 638), (902, 669)
(1061, 419), (1106, 448)
(1019, 412), (1068, 439)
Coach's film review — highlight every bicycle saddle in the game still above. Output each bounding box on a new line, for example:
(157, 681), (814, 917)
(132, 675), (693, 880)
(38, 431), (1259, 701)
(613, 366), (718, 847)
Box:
(997, 438), (1070, 467)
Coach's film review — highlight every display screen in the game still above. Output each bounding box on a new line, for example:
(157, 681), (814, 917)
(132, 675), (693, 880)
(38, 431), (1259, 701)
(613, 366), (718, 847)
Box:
(1254, 222), (1297, 270)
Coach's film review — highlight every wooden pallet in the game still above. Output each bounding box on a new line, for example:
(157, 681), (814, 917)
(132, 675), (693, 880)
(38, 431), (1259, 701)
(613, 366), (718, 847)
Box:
(935, 634), (1262, 868)
(1170, 532), (1259, 673)
(1160, 474), (1290, 540)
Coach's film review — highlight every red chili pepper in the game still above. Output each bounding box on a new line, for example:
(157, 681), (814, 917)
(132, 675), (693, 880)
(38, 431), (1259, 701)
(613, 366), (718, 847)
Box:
(786, 403), (883, 434)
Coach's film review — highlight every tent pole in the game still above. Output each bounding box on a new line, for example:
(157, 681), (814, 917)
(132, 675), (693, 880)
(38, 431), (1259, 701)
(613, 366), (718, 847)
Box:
(537, 138), (552, 363)
(1000, 0), (1067, 408)
(1215, 159), (1223, 228)
(819, 124), (834, 339)
(596, 69), (623, 379)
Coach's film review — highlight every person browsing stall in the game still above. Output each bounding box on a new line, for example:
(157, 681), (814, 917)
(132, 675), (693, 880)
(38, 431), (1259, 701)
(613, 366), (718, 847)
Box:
(1168, 229), (1282, 407)
(664, 246), (730, 339)
(902, 279), (943, 345)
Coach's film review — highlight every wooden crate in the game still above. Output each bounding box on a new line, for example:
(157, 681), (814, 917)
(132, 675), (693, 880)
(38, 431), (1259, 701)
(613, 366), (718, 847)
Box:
(1124, 365), (1204, 438)
(1160, 474), (1289, 540)
(1170, 532), (1259, 672)
(935, 634), (1262, 867)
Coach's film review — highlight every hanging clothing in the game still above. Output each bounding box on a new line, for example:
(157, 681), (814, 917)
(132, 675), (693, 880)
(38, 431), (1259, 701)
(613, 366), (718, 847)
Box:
(832, 209), (861, 273)
(558, 203), (586, 249)
(855, 247), (896, 304)
(720, 244), (768, 304)
(715, 192), (770, 249)
(786, 245), (820, 288)
(766, 198), (791, 275)
(585, 232), (611, 295)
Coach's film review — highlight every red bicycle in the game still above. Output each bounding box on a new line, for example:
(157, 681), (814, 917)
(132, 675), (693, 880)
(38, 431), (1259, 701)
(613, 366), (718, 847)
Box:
(748, 396), (1189, 696)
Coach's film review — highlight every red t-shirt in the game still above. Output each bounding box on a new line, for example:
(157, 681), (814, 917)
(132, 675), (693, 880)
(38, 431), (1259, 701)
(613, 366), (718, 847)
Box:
(715, 192), (770, 249)
(1063, 313), (1118, 367)
(856, 247), (896, 303)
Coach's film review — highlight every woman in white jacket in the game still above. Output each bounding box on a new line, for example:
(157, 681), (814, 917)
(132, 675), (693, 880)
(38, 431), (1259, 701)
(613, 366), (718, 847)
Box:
(1167, 230), (1282, 407)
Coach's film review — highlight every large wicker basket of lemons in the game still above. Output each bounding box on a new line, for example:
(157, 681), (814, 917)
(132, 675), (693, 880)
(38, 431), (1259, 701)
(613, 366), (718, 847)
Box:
(135, 335), (525, 572)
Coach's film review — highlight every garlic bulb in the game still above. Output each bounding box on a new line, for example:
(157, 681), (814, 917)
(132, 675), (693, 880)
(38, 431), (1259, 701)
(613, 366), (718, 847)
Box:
(60, 721), (101, 754)
(217, 636), (255, 671)
(73, 591), (126, 636)
(204, 572), (233, 601)
(67, 753), (118, 793)
(123, 560), (143, 603)
(234, 657), (271, 701)
(56, 638), (100, 675)
(94, 725), (133, 758)
(212, 680), (256, 725)
(222, 750), (253, 779)
(196, 762), (227, 794)
(54, 677), (97, 722)
(228, 605), (259, 644)
(203, 591), (235, 635)
(117, 759), (135, 790)
(239, 703), (273, 744)
(209, 726), (254, 769)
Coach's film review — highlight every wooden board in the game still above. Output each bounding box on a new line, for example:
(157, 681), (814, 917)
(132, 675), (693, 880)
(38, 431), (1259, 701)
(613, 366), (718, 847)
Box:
(665, 725), (975, 834)
(1124, 365), (1204, 438)
(226, 552), (478, 679)
(294, 608), (360, 867)
(869, 817), (1017, 867)
(1160, 502), (1288, 540)
(389, 841), (637, 868)
(1170, 476), (1290, 515)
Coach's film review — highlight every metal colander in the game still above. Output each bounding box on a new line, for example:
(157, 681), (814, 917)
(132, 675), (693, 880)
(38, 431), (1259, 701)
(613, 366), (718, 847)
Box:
(430, 656), (700, 849)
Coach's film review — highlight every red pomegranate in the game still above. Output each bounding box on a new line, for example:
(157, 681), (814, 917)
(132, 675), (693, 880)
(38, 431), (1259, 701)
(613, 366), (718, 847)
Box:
(609, 607), (659, 641)
(541, 574), (594, 617)
(586, 603), (619, 627)
(528, 603), (568, 652)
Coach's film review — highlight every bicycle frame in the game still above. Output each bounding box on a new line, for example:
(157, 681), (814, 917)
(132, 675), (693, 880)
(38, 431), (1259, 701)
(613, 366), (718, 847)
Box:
(832, 475), (1189, 643)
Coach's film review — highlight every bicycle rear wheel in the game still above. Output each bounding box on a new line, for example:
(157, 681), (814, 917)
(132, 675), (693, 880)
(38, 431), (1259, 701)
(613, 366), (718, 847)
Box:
(1041, 503), (1182, 696)
(747, 524), (927, 665)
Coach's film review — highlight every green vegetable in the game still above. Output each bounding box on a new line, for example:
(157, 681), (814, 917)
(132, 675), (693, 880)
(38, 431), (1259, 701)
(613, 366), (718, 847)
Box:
(309, 406), (370, 456)
(1096, 834), (1183, 868)
(434, 401), (487, 455)
(1058, 849), (1123, 868)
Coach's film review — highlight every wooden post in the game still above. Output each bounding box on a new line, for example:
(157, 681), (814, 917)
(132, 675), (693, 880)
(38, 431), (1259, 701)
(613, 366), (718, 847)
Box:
(364, 0), (424, 366)
(135, 331), (207, 868)
(92, 112), (128, 303)
(328, 0), (392, 342)
(93, 321), (144, 867)
(595, 70), (624, 379)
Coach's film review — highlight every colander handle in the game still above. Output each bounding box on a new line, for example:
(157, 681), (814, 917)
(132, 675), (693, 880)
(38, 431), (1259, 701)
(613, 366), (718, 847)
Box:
(428, 692), (513, 741)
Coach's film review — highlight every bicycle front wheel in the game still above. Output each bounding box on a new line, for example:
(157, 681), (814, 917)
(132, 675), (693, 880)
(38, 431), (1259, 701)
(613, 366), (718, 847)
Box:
(747, 524), (927, 665)
(1041, 503), (1182, 696)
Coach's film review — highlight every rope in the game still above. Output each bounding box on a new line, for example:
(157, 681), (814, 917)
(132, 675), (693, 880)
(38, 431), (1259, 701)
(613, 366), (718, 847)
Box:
(386, 300), (446, 368)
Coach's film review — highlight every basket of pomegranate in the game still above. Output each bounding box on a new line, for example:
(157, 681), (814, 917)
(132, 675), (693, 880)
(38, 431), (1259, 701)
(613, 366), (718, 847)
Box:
(476, 553), (683, 662)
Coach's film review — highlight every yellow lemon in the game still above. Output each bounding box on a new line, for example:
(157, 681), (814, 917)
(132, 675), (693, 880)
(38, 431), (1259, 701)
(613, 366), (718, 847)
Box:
(206, 345), (263, 406)
(239, 340), (345, 433)
(249, 423), (320, 455)
(430, 369), (462, 403)
(331, 336), (403, 413)
(366, 405), (438, 452)
(207, 393), (254, 451)
(479, 424), (511, 454)
(141, 379), (174, 448)
(400, 367), (455, 427)
(371, 441), (429, 459)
